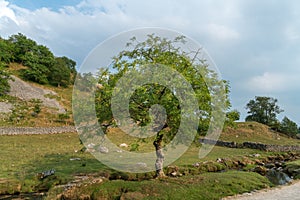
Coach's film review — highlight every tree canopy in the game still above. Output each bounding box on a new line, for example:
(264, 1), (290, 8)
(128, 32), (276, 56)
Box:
(279, 116), (298, 137)
(94, 34), (231, 177)
(1, 33), (76, 87)
(245, 96), (283, 127)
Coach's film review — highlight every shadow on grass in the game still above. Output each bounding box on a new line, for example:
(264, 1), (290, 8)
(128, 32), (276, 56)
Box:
(10, 152), (114, 194)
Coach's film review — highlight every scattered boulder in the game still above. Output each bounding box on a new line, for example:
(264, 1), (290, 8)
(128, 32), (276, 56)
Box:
(284, 163), (300, 179)
(253, 166), (268, 176)
(166, 165), (182, 177)
(266, 169), (292, 185)
(37, 169), (55, 180)
(136, 162), (147, 168)
(193, 162), (200, 167)
(253, 153), (261, 158)
(87, 143), (95, 148)
(119, 143), (128, 148)
(70, 158), (81, 161)
(265, 163), (275, 169)
(98, 146), (109, 154)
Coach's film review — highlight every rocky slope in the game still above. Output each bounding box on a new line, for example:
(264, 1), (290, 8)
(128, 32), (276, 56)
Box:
(8, 75), (65, 113)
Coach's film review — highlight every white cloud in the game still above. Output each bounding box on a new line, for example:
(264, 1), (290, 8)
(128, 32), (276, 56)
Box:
(246, 72), (298, 93)
(206, 23), (240, 40)
(285, 26), (300, 42)
(0, 0), (244, 63)
(0, 0), (18, 25)
(1, 0), (300, 124)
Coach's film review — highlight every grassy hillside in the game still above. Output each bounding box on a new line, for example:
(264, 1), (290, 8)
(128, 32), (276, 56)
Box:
(222, 122), (300, 145)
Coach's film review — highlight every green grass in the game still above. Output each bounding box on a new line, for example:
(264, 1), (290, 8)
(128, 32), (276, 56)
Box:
(0, 131), (276, 195)
(51, 171), (270, 200)
(0, 133), (108, 194)
(284, 160), (300, 179)
(0, 126), (299, 197)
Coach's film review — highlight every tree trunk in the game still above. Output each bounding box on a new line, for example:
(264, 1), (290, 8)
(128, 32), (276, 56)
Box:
(153, 135), (166, 178)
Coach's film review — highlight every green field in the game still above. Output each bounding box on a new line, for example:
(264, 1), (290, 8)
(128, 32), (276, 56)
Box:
(0, 125), (299, 199)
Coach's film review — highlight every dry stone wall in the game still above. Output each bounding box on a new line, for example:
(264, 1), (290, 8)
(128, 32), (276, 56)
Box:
(199, 138), (300, 152)
(0, 126), (76, 135)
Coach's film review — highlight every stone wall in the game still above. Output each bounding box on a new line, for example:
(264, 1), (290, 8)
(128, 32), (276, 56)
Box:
(0, 126), (76, 135)
(199, 138), (300, 152)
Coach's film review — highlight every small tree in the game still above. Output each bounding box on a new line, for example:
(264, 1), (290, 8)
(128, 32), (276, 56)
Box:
(225, 109), (240, 127)
(245, 96), (283, 127)
(94, 34), (230, 177)
(279, 116), (298, 137)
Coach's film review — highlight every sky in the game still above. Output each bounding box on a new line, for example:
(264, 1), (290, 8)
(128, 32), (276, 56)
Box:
(0, 0), (300, 125)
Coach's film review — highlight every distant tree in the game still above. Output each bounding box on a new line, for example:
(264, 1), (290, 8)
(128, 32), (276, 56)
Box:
(225, 109), (240, 127)
(59, 56), (77, 74)
(94, 34), (230, 177)
(279, 116), (298, 137)
(3, 33), (76, 87)
(48, 57), (74, 87)
(245, 96), (283, 127)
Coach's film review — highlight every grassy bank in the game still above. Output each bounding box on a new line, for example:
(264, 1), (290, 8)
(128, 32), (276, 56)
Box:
(51, 171), (270, 200)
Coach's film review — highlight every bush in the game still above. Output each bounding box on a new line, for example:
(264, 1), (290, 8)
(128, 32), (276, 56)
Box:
(57, 113), (70, 123)
(130, 143), (139, 151)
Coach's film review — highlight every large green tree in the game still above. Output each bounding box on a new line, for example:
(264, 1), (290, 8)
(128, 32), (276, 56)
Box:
(245, 96), (283, 127)
(95, 35), (230, 177)
(48, 56), (76, 87)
